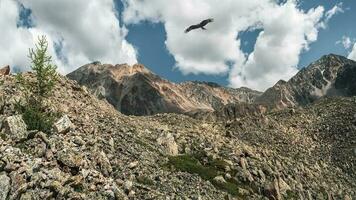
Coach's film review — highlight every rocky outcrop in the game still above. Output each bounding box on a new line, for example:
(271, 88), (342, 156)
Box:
(0, 65), (10, 76)
(2, 115), (28, 142)
(67, 63), (261, 116)
(256, 54), (356, 109)
(0, 173), (10, 200)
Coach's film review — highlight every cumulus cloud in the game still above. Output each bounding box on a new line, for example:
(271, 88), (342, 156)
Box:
(0, 0), (137, 74)
(0, 0), (34, 70)
(123, 0), (332, 90)
(348, 43), (356, 61)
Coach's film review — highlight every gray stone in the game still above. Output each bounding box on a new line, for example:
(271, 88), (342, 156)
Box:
(54, 115), (73, 134)
(278, 177), (291, 194)
(124, 180), (133, 191)
(95, 151), (112, 177)
(57, 149), (83, 168)
(213, 176), (226, 184)
(264, 179), (281, 200)
(3, 115), (28, 142)
(156, 133), (179, 156)
(0, 172), (10, 200)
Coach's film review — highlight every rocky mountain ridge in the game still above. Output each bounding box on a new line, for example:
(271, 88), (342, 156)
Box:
(67, 54), (356, 120)
(255, 54), (356, 109)
(67, 63), (262, 116)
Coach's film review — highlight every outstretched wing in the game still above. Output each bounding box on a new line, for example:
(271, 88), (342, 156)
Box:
(184, 24), (200, 33)
(199, 18), (214, 27)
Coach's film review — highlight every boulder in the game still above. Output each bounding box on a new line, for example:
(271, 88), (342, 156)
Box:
(0, 65), (10, 76)
(156, 133), (179, 156)
(278, 177), (291, 194)
(124, 180), (133, 192)
(264, 179), (281, 200)
(2, 115), (28, 142)
(213, 176), (227, 184)
(57, 149), (83, 169)
(240, 157), (247, 170)
(95, 151), (112, 177)
(0, 172), (10, 200)
(54, 115), (73, 134)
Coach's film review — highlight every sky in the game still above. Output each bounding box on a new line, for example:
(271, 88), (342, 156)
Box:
(0, 0), (356, 91)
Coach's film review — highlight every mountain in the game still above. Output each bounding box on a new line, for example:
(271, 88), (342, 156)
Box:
(1, 73), (355, 199)
(67, 62), (261, 116)
(255, 54), (356, 109)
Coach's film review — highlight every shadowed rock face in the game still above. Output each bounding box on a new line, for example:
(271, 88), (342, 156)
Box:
(255, 54), (356, 109)
(67, 63), (262, 116)
(0, 65), (10, 76)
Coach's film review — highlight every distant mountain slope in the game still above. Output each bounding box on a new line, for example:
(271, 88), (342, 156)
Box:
(67, 63), (262, 115)
(255, 54), (356, 109)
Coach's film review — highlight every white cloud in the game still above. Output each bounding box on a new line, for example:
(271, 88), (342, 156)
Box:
(337, 36), (352, 49)
(325, 2), (344, 22)
(318, 3), (344, 29)
(0, 0), (137, 74)
(337, 36), (356, 61)
(123, 0), (329, 91)
(0, 0), (34, 70)
(348, 43), (356, 61)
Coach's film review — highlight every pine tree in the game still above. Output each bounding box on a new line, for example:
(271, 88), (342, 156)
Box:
(16, 36), (59, 134)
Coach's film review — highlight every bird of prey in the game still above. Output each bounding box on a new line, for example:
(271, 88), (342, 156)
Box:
(184, 18), (214, 33)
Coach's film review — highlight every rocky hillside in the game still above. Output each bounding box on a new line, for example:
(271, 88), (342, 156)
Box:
(67, 63), (261, 116)
(0, 72), (355, 199)
(255, 54), (356, 109)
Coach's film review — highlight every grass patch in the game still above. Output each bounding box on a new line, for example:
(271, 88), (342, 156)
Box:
(137, 175), (155, 186)
(168, 154), (217, 180)
(167, 154), (255, 197)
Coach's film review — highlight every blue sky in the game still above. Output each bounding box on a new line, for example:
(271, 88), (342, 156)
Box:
(118, 0), (356, 86)
(1, 0), (356, 91)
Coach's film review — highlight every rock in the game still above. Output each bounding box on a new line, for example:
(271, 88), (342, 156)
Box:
(156, 133), (179, 156)
(0, 173), (10, 200)
(224, 173), (232, 180)
(240, 157), (247, 170)
(278, 177), (291, 194)
(213, 176), (226, 184)
(264, 179), (281, 200)
(258, 170), (266, 183)
(344, 195), (352, 200)
(57, 149), (83, 169)
(124, 180), (133, 191)
(95, 151), (112, 177)
(238, 187), (250, 196)
(128, 161), (139, 169)
(2, 115), (28, 142)
(237, 169), (254, 183)
(54, 115), (73, 134)
(0, 65), (10, 76)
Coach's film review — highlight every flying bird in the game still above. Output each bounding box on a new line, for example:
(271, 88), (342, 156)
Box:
(184, 18), (214, 33)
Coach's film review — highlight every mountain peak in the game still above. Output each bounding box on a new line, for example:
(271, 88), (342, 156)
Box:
(67, 63), (261, 116)
(109, 63), (153, 79)
(256, 54), (356, 108)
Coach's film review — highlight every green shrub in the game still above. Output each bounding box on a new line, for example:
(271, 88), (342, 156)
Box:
(15, 101), (58, 134)
(167, 154), (256, 197)
(16, 36), (59, 134)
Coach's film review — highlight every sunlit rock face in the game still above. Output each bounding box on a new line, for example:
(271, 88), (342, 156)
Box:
(67, 62), (261, 116)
